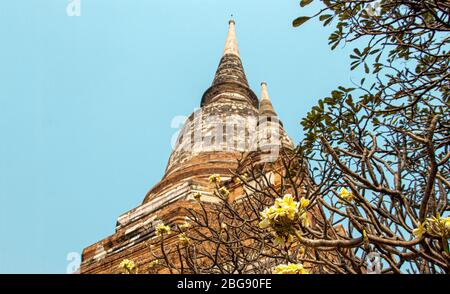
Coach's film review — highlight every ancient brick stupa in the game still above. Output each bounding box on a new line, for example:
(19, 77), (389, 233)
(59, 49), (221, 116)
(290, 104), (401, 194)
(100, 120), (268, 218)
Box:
(80, 19), (293, 274)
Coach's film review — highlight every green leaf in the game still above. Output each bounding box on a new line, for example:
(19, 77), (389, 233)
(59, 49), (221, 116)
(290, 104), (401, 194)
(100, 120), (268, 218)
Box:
(300, 0), (314, 7)
(351, 63), (360, 71)
(319, 14), (332, 21)
(293, 16), (311, 27)
(375, 53), (381, 63)
(323, 17), (333, 26)
(332, 90), (342, 99)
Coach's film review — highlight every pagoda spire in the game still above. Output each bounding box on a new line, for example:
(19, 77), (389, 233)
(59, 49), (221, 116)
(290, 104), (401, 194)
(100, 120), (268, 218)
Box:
(259, 82), (277, 117)
(223, 18), (240, 57)
(201, 19), (258, 108)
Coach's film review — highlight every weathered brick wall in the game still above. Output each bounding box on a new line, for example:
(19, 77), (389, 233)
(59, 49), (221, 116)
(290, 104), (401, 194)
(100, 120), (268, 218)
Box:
(80, 159), (289, 274)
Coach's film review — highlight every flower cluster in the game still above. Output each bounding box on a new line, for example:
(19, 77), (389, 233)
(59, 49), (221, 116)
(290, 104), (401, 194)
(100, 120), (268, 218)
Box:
(339, 187), (354, 202)
(218, 186), (230, 197)
(155, 223), (171, 236)
(180, 221), (191, 229)
(412, 223), (426, 238)
(414, 215), (450, 239)
(273, 263), (308, 274)
(119, 259), (136, 274)
(259, 194), (310, 245)
(178, 233), (191, 245)
(209, 174), (221, 184)
(148, 260), (159, 268)
(193, 192), (202, 201)
(233, 173), (249, 184)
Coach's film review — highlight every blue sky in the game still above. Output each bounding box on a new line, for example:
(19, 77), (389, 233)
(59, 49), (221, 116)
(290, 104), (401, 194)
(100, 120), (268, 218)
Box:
(0, 0), (358, 273)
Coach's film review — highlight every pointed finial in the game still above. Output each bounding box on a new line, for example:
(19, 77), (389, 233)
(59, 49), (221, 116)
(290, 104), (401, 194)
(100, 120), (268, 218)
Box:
(261, 82), (270, 101)
(259, 82), (277, 116)
(229, 14), (235, 25)
(223, 17), (240, 57)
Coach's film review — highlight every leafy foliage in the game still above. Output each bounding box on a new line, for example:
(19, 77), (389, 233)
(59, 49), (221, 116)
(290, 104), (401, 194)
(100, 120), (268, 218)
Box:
(297, 0), (450, 273)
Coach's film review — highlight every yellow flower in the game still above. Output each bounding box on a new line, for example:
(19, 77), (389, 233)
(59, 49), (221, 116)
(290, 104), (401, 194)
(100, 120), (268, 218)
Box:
(259, 194), (310, 236)
(180, 221), (191, 229)
(119, 259), (135, 273)
(259, 217), (270, 229)
(148, 260), (159, 268)
(273, 235), (286, 246)
(299, 197), (310, 209)
(209, 174), (221, 184)
(273, 263), (308, 274)
(261, 206), (275, 220)
(413, 222), (426, 238)
(426, 215), (450, 238)
(233, 177), (241, 184)
(300, 212), (310, 227)
(275, 194), (298, 221)
(273, 233), (294, 246)
(178, 233), (191, 245)
(155, 223), (171, 236)
(218, 186), (230, 197)
(221, 223), (228, 230)
(339, 187), (354, 202)
(444, 217), (450, 232)
(192, 192), (202, 201)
